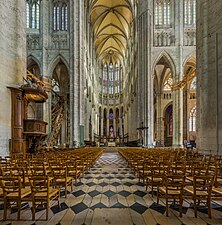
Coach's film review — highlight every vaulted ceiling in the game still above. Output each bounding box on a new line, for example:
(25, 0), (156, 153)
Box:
(89, 0), (133, 64)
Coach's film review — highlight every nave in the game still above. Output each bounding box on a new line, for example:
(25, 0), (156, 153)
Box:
(1, 149), (222, 225)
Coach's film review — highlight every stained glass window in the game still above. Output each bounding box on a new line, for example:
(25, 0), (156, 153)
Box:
(101, 63), (122, 104)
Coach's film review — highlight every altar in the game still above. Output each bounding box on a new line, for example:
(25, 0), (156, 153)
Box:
(108, 142), (116, 147)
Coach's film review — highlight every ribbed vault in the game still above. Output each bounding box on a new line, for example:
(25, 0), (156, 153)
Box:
(89, 0), (133, 63)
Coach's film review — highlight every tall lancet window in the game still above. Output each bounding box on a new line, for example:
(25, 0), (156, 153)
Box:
(26, 0), (40, 29)
(53, 0), (68, 31)
(115, 64), (120, 93)
(189, 106), (196, 132)
(184, 0), (196, 26)
(109, 64), (114, 94)
(154, 0), (172, 28)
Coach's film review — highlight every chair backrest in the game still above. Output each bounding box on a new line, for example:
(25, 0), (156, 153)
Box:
(31, 165), (47, 176)
(169, 161), (186, 175)
(0, 176), (22, 198)
(193, 175), (214, 194)
(29, 176), (50, 196)
(163, 174), (185, 193)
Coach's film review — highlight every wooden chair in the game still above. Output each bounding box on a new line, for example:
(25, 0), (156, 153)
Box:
(0, 176), (32, 220)
(157, 174), (185, 217)
(29, 176), (60, 220)
(66, 160), (81, 184)
(183, 175), (214, 218)
(52, 166), (73, 197)
(139, 159), (152, 184)
(146, 164), (166, 196)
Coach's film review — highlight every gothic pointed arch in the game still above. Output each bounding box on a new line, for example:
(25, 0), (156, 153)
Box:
(27, 55), (41, 68)
(183, 52), (196, 68)
(27, 55), (41, 78)
(48, 55), (69, 79)
(152, 51), (176, 77)
(152, 52), (176, 96)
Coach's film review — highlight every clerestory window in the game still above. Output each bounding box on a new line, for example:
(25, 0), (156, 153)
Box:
(26, 0), (40, 29)
(154, 0), (172, 28)
(53, 0), (68, 31)
(184, 0), (196, 26)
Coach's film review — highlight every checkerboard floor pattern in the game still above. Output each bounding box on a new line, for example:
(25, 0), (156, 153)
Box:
(1, 151), (222, 225)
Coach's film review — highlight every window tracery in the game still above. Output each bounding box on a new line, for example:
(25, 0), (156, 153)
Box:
(163, 75), (173, 91)
(189, 106), (196, 132)
(26, 0), (40, 29)
(53, 0), (68, 31)
(190, 77), (196, 90)
(101, 63), (122, 105)
(154, 0), (172, 28)
(184, 0), (196, 26)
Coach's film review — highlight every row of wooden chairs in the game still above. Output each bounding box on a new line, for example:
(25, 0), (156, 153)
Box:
(0, 147), (104, 221)
(119, 148), (222, 218)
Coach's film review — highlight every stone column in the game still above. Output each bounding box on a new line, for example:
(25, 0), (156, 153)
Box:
(137, 1), (154, 147)
(196, 0), (222, 154)
(70, 0), (85, 147)
(172, 88), (183, 147)
(172, 0), (183, 147)
(42, 0), (51, 134)
(0, 0), (26, 156)
(101, 112), (103, 138)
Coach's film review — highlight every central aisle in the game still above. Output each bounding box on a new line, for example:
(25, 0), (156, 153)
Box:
(58, 151), (155, 225)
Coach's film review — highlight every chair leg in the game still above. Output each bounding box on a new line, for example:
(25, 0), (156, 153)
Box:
(157, 188), (159, 204)
(179, 197), (183, 217)
(65, 184), (67, 198)
(17, 200), (21, 220)
(194, 198), (197, 218)
(58, 191), (60, 208)
(3, 198), (7, 221)
(207, 197), (211, 218)
(166, 196), (169, 217)
(46, 200), (49, 220)
(32, 199), (36, 221)
(71, 181), (73, 192)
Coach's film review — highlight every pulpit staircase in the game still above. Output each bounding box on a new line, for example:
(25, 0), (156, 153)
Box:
(46, 96), (65, 147)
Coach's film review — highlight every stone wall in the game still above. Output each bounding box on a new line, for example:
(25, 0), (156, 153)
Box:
(196, 0), (222, 154)
(0, 0), (26, 156)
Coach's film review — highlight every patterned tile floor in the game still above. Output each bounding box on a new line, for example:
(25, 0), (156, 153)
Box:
(1, 151), (222, 225)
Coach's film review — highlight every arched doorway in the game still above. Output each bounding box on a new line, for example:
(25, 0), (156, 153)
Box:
(164, 104), (173, 146)
(50, 61), (69, 147)
(153, 53), (174, 146)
